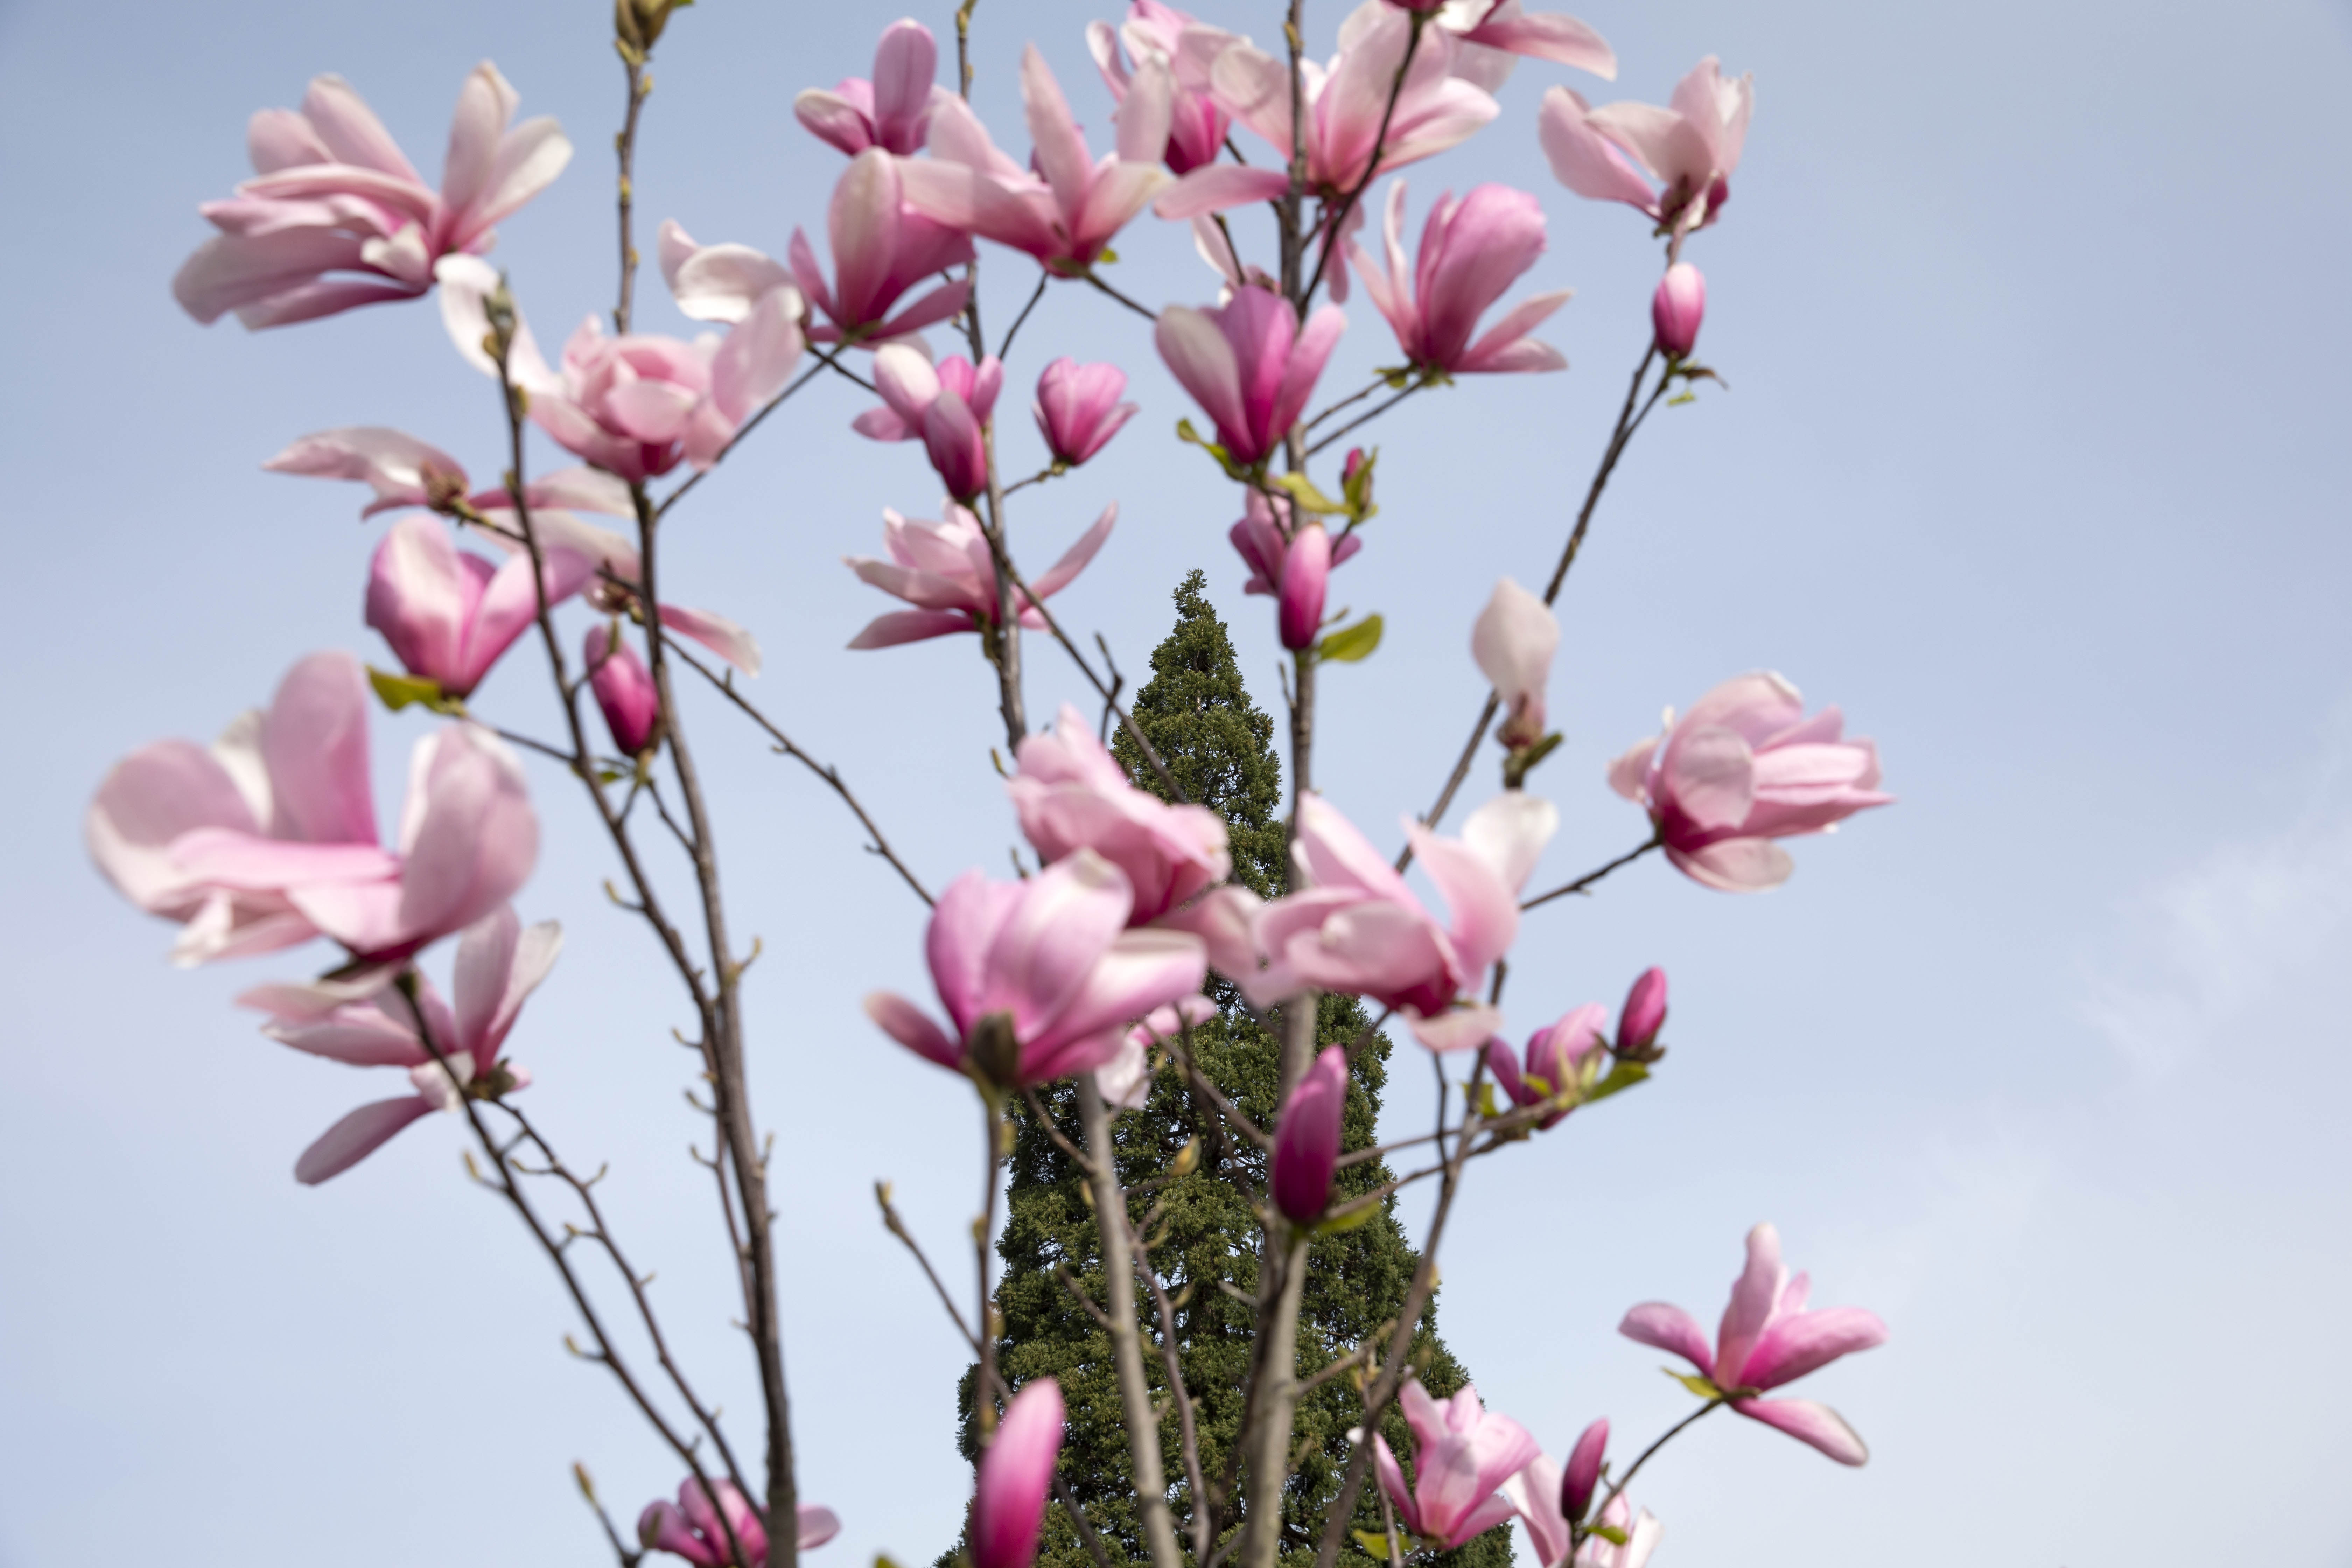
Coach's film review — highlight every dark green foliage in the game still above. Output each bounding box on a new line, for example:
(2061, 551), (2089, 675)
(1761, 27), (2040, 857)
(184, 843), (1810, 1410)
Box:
(947, 574), (1512, 1568)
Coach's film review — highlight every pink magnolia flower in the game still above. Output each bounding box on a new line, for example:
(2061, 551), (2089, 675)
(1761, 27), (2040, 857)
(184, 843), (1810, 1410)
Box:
(1155, 286), (1346, 467)
(795, 19), (946, 156)
(843, 503), (1114, 649)
(790, 151), (976, 343)
(1608, 672), (1891, 892)
(1561, 1418), (1608, 1523)
(88, 651), (536, 966)
(865, 852), (1207, 1088)
(1098, 995), (1216, 1111)
(854, 346), (1002, 501)
(638, 1477), (841, 1567)
(1280, 521), (1333, 651)
(1373, 1379), (1540, 1547)
(1651, 262), (1704, 358)
(1482, 1000), (1603, 1128)
(471, 508), (763, 675)
(1272, 1044), (1350, 1223)
(1621, 1221), (1890, 1465)
(900, 46), (1173, 275)
(1472, 578), (1560, 749)
(1425, 1), (1617, 89)
(1502, 1462), (1659, 1568)
(174, 64), (571, 329)
(1538, 57), (1754, 246)
(1088, 2), (1231, 174)
(1616, 966), (1666, 1056)
(972, 1379), (1066, 1568)
(1008, 704), (1230, 925)
(1034, 359), (1138, 468)
(366, 514), (593, 699)
(239, 904), (557, 1184)
(1349, 182), (1569, 374)
(586, 625), (661, 755)
(1230, 490), (1363, 598)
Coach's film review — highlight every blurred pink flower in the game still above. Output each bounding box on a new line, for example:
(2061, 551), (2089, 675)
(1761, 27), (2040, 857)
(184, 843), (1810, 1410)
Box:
(1650, 262), (1704, 357)
(1008, 704), (1230, 925)
(844, 503), (1114, 648)
(366, 514), (592, 698)
(586, 625), (661, 756)
(1156, 286), (1345, 466)
(1482, 1000), (1604, 1128)
(1616, 966), (1666, 1056)
(1372, 1379), (1540, 1547)
(1349, 182), (1569, 374)
(1504, 1465), (1661, 1568)
(1538, 57), (1753, 244)
(853, 345), (1003, 501)
(1272, 1044), (1350, 1223)
(1098, 995), (1217, 1110)
(795, 19), (947, 156)
(972, 1380), (1065, 1568)
(1279, 521), (1333, 650)
(1087, 2), (1231, 174)
(1230, 490), (1362, 597)
(1034, 359), (1138, 468)
(1471, 578), (1559, 748)
(638, 1476), (841, 1566)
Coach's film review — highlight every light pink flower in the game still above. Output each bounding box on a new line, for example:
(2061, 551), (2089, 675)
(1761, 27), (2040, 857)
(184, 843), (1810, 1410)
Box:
(1230, 490), (1363, 598)
(1280, 522), (1334, 651)
(795, 19), (946, 157)
(366, 514), (592, 698)
(1650, 262), (1704, 358)
(1098, 995), (1216, 1110)
(1424, 1), (1616, 89)
(1272, 1044), (1350, 1223)
(865, 852), (1206, 1088)
(1538, 57), (1753, 245)
(972, 1379), (1065, 1568)
(1088, 2), (1232, 174)
(467, 507), (763, 675)
(1008, 704), (1230, 925)
(638, 1476), (841, 1567)
(239, 904), (557, 1184)
(1034, 359), (1138, 468)
(586, 625), (660, 755)
(844, 503), (1114, 649)
(854, 345), (1002, 501)
(1620, 1221), (1889, 1465)
(1472, 578), (1559, 748)
(1504, 1466), (1659, 1568)
(1482, 1000), (1603, 1129)
(1372, 1379), (1540, 1547)
(1155, 286), (1346, 467)
(1608, 672), (1891, 892)
(88, 651), (537, 966)
(174, 64), (571, 329)
(901, 46), (1173, 274)
(1349, 181), (1569, 374)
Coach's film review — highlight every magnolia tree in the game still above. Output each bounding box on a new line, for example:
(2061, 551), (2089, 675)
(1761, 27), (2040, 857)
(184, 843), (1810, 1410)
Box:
(92, 2), (1895, 1564)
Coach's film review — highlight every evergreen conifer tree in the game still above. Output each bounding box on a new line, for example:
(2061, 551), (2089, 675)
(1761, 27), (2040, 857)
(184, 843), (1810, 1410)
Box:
(952, 573), (1515, 1568)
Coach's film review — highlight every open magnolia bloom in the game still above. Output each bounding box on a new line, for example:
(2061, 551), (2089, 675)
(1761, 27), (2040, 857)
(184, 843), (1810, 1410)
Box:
(842, 502), (1114, 649)
(1156, 286), (1346, 468)
(1088, 1), (1231, 175)
(1347, 180), (1571, 375)
(1538, 55), (1754, 241)
(638, 1477), (841, 1567)
(1008, 704), (1230, 926)
(1371, 1379), (1540, 1547)
(793, 17), (947, 157)
(239, 905), (558, 1184)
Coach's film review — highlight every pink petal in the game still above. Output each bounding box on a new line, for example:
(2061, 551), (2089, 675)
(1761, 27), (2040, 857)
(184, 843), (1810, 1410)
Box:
(1536, 87), (1658, 211)
(1739, 1307), (1890, 1392)
(1712, 1221), (1785, 1388)
(848, 609), (974, 648)
(294, 1095), (437, 1184)
(1153, 162), (1293, 219)
(1729, 1396), (1870, 1466)
(263, 651), (378, 845)
(866, 990), (962, 1070)
(1617, 1301), (1714, 1377)
(1025, 504), (1116, 603)
(1665, 837), (1793, 892)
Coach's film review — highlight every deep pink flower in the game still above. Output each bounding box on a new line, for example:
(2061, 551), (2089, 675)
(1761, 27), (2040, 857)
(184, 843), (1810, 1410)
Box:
(1155, 286), (1345, 467)
(586, 625), (661, 756)
(865, 853), (1206, 1088)
(1008, 704), (1229, 926)
(1033, 359), (1138, 468)
(1280, 521), (1334, 650)
(1616, 967), (1666, 1055)
(844, 503), (1114, 649)
(638, 1476), (841, 1567)
(1087, 2), (1231, 174)
(238, 905), (556, 1183)
(972, 1379), (1065, 1568)
(175, 64), (571, 329)
(854, 346), (1002, 501)
(1229, 490), (1363, 598)
(901, 47), (1173, 274)
(88, 651), (537, 966)
(1620, 1221), (1889, 1465)
(1471, 577), (1559, 748)
(1561, 1418), (1608, 1523)
(1608, 672), (1891, 892)
(1651, 262), (1704, 358)
(1372, 1380), (1540, 1547)
(366, 514), (592, 698)
(1482, 1001), (1604, 1129)
(1349, 182), (1569, 374)
(1272, 1044), (1350, 1223)
(795, 19), (946, 156)
(1539, 57), (1753, 244)
(758, 150), (974, 344)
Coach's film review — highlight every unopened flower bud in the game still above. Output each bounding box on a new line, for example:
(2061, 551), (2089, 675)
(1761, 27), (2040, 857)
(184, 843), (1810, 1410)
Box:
(967, 1010), (1023, 1088)
(1651, 263), (1706, 360)
(1271, 1045), (1349, 1223)
(973, 1379), (1065, 1568)
(586, 625), (661, 756)
(1034, 358), (1137, 468)
(1562, 1417), (1609, 1522)
(1616, 966), (1667, 1059)
(1280, 520), (1332, 651)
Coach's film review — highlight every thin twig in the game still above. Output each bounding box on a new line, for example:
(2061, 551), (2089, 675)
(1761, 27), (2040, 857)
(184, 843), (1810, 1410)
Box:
(493, 726), (578, 765)
(1300, 11), (1428, 306)
(1083, 269), (1158, 322)
(1583, 1400), (1723, 1545)
(1520, 838), (1661, 912)
(993, 551), (1187, 802)
(1133, 1233), (1215, 1565)
(1304, 380), (1425, 458)
(1302, 374), (1391, 434)
(997, 273), (1050, 360)
(653, 357), (828, 520)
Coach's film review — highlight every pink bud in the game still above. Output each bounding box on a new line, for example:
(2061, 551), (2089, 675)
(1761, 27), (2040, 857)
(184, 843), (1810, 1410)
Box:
(1272, 1045), (1349, 1223)
(1343, 447), (1368, 489)
(1562, 1417), (1609, 1522)
(972, 1378), (1065, 1568)
(1033, 358), (1137, 467)
(1617, 967), (1667, 1056)
(1651, 263), (1706, 360)
(1279, 521), (1332, 651)
(586, 625), (660, 756)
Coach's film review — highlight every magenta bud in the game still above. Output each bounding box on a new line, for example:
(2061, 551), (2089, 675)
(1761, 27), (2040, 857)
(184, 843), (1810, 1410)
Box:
(1617, 967), (1667, 1057)
(1279, 521), (1332, 651)
(972, 1379), (1065, 1568)
(1271, 1045), (1349, 1223)
(586, 625), (660, 756)
(1651, 263), (1705, 359)
(1562, 1418), (1609, 1522)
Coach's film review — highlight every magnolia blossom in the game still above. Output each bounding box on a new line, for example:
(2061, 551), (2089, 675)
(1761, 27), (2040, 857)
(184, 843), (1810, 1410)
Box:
(1230, 490), (1362, 597)
(1280, 521), (1334, 650)
(1034, 359), (1138, 467)
(1156, 286), (1345, 467)
(854, 346), (1002, 501)
(586, 625), (660, 755)
(1097, 995), (1217, 1111)
(1539, 57), (1754, 245)
(865, 852), (1207, 1088)
(638, 1477), (841, 1567)
(367, 514), (592, 698)
(239, 905), (557, 1184)
(1008, 704), (1230, 925)
(1271, 1044), (1350, 1223)
(470, 507), (763, 674)
(1503, 1461), (1660, 1568)
(1616, 967), (1666, 1056)
(972, 1379), (1065, 1568)
(1426, 0), (1617, 85)
(1471, 578), (1558, 749)
(843, 503), (1113, 649)
(794, 18), (945, 157)
(175, 64), (570, 328)
(88, 651), (536, 966)
(1608, 672), (1891, 891)
(1349, 182), (1569, 374)
(1622, 1221), (1890, 1465)
(901, 47), (1172, 274)
(1372, 1380), (1540, 1547)
(1561, 1418), (1608, 1524)
(1087, 2), (1230, 174)
(1651, 262), (1705, 358)
(1483, 1001), (1603, 1129)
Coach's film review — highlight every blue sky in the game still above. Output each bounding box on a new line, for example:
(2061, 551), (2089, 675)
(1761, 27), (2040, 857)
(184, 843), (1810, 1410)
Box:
(4, 0), (2350, 1563)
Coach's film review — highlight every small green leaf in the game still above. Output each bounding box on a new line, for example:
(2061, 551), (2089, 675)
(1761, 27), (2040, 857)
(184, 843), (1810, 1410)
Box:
(1520, 1071), (1554, 1098)
(1666, 391), (1697, 406)
(1352, 1531), (1392, 1559)
(1663, 1367), (1723, 1400)
(1317, 1198), (1384, 1235)
(368, 666), (447, 713)
(1583, 1059), (1650, 1105)
(1590, 1525), (1629, 1546)
(1096, 247), (1120, 265)
(1270, 471), (1346, 516)
(1316, 613), (1384, 664)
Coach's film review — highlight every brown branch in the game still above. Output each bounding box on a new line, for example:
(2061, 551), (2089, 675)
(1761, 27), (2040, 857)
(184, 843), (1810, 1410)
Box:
(1519, 837), (1661, 912)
